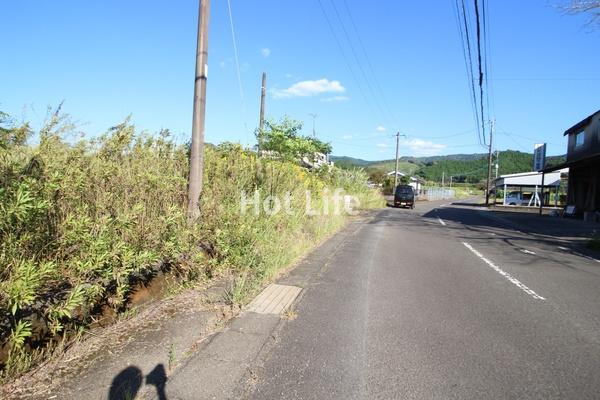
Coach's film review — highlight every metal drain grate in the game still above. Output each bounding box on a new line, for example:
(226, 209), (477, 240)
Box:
(246, 284), (302, 314)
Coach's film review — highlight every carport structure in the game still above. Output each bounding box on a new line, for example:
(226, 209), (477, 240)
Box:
(492, 169), (568, 206)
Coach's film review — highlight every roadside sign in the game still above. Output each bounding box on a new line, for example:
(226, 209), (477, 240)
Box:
(533, 143), (546, 171)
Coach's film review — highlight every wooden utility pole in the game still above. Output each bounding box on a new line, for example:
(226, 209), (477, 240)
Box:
(258, 72), (266, 151)
(394, 132), (400, 190)
(187, 0), (210, 222)
(485, 119), (495, 206)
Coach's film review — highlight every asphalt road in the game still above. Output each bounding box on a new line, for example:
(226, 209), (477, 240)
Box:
(241, 200), (600, 399)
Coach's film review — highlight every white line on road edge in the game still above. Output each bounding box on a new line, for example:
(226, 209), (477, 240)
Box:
(462, 242), (546, 300)
(520, 249), (536, 255)
(558, 246), (600, 263)
(437, 217), (447, 226)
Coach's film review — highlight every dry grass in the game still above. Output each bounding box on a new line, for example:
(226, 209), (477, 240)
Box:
(0, 109), (383, 381)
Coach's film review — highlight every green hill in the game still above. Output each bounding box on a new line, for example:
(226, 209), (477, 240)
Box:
(332, 151), (566, 184)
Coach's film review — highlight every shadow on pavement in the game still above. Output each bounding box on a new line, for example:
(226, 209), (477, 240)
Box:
(108, 364), (168, 400)
(418, 204), (600, 264)
(450, 201), (488, 208)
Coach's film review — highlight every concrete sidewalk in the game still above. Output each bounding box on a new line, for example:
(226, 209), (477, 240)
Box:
(1, 213), (373, 400)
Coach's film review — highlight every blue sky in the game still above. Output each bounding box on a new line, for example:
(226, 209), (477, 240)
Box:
(1, 1), (598, 160)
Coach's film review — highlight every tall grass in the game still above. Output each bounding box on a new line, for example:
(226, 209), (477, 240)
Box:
(0, 112), (383, 379)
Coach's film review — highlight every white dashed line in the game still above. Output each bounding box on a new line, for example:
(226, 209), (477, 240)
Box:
(437, 217), (446, 226)
(521, 249), (536, 255)
(462, 242), (546, 300)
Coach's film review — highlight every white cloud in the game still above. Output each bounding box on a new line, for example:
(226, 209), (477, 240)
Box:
(402, 138), (446, 156)
(261, 48), (271, 58)
(219, 61), (226, 68)
(272, 79), (345, 98)
(285, 73), (293, 78)
(321, 95), (349, 102)
(376, 143), (389, 148)
(376, 126), (386, 132)
(341, 134), (353, 140)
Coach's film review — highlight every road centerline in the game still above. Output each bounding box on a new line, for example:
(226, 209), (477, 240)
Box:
(462, 242), (546, 301)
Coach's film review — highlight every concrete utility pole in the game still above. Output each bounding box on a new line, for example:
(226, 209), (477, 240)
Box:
(394, 132), (400, 190)
(442, 171), (445, 188)
(187, 0), (210, 222)
(485, 119), (495, 206)
(259, 73), (266, 131)
(309, 113), (317, 137)
(258, 72), (266, 152)
(495, 150), (499, 179)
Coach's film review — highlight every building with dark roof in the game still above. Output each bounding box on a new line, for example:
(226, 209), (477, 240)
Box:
(545, 109), (600, 217)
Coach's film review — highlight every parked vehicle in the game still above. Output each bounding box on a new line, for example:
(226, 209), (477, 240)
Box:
(505, 191), (534, 206)
(394, 185), (415, 209)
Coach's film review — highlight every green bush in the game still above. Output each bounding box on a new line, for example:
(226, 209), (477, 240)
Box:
(0, 110), (383, 379)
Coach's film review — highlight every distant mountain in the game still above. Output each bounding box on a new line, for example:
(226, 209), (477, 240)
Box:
(329, 156), (373, 168)
(332, 151), (566, 183)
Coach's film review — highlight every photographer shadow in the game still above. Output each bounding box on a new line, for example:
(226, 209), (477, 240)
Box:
(108, 364), (168, 400)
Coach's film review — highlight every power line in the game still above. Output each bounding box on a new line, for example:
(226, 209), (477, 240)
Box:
(226, 0), (249, 145)
(482, 0), (495, 122)
(453, 0), (483, 146)
(340, 0), (401, 129)
(316, 0), (377, 117)
(327, 0), (391, 127)
(416, 128), (476, 140)
(496, 128), (563, 148)
(473, 0), (487, 146)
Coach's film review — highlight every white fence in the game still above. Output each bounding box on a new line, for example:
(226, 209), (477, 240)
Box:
(419, 187), (455, 201)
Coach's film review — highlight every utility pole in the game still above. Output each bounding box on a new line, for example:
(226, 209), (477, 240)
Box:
(495, 150), (499, 178)
(309, 113), (317, 137)
(393, 132), (408, 190)
(394, 132), (400, 189)
(442, 171), (445, 188)
(257, 72), (266, 153)
(187, 0), (210, 222)
(485, 119), (495, 206)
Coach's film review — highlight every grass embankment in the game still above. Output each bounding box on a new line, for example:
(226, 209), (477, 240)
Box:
(0, 113), (383, 380)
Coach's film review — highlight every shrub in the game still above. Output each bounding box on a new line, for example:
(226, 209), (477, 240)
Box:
(0, 110), (383, 379)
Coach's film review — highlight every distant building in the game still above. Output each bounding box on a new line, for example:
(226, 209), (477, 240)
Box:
(301, 152), (333, 169)
(493, 169), (567, 206)
(387, 171), (423, 192)
(544, 109), (600, 217)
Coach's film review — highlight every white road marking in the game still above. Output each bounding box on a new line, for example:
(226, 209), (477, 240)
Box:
(462, 242), (546, 300)
(437, 217), (447, 226)
(558, 246), (600, 263)
(521, 249), (536, 255)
